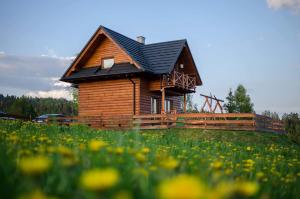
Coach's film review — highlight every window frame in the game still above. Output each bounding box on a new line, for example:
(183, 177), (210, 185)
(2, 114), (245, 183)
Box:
(101, 57), (115, 69)
(151, 97), (159, 114)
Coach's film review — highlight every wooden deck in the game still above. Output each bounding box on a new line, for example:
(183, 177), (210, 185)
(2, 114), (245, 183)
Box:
(46, 113), (285, 133)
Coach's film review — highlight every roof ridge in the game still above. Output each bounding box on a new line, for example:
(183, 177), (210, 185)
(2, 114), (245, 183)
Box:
(145, 39), (187, 46)
(101, 25), (144, 46)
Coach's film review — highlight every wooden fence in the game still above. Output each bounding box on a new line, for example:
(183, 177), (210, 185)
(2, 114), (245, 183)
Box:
(132, 113), (285, 133)
(44, 113), (284, 133)
(46, 115), (132, 129)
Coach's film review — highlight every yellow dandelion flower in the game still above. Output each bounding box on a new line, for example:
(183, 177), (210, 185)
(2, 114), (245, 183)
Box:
(159, 156), (179, 170)
(56, 145), (73, 157)
(19, 189), (52, 199)
(236, 181), (259, 196)
(18, 156), (52, 175)
(157, 174), (206, 199)
(211, 160), (223, 170)
(141, 147), (150, 154)
(135, 152), (146, 163)
(80, 168), (119, 191)
(88, 140), (108, 152)
(115, 147), (125, 155)
(113, 190), (132, 199)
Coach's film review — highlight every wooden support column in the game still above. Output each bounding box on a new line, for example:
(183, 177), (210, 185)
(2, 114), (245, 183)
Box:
(161, 88), (165, 114)
(183, 94), (187, 113)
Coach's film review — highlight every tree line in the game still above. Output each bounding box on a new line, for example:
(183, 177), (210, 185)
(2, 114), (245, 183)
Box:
(0, 94), (78, 119)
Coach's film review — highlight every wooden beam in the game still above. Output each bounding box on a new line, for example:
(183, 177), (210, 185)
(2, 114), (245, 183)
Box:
(161, 88), (165, 114)
(183, 94), (187, 113)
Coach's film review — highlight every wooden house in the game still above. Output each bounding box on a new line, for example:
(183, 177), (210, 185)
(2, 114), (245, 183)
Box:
(61, 26), (202, 118)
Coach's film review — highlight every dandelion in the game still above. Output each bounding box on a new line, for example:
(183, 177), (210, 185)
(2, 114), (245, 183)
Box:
(236, 181), (259, 196)
(159, 156), (179, 170)
(19, 189), (52, 199)
(113, 190), (132, 199)
(211, 160), (223, 170)
(141, 147), (150, 154)
(18, 156), (52, 175)
(88, 139), (108, 151)
(135, 152), (146, 163)
(157, 174), (206, 199)
(80, 168), (119, 191)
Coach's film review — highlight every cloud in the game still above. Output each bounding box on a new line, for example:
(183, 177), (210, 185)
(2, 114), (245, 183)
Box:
(26, 89), (73, 100)
(0, 52), (74, 99)
(266, 0), (300, 13)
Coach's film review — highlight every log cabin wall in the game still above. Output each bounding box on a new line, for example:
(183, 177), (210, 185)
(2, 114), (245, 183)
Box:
(81, 36), (131, 68)
(78, 78), (139, 117)
(140, 78), (182, 114)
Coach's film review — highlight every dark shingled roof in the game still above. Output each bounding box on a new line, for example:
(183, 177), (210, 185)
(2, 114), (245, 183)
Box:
(102, 26), (187, 74)
(61, 63), (143, 82)
(61, 26), (199, 82)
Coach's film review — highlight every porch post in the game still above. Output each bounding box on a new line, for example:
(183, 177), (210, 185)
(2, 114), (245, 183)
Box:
(183, 94), (187, 113)
(161, 88), (165, 114)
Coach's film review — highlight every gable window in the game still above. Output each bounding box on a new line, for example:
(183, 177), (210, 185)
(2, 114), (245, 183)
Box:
(102, 58), (114, 69)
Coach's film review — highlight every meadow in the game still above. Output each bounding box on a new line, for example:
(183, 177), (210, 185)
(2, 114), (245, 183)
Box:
(0, 120), (299, 199)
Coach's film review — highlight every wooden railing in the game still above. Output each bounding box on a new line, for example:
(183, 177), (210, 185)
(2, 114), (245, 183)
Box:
(133, 113), (285, 133)
(42, 113), (285, 133)
(46, 115), (132, 129)
(166, 70), (196, 91)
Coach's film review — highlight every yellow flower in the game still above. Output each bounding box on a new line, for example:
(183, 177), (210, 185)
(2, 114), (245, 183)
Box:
(19, 156), (52, 175)
(113, 190), (132, 199)
(56, 145), (73, 157)
(80, 168), (119, 191)
(135, 152), (146, 163)
(246, 146), (252, 151)
(141, 147), (150, 154)
(115, 147), (125, 155)
(211, 160), (223, 170)
(159, 156), (179, 169)
(157, 174), (206, 199)
(88, 140), (108, 151)
(19, 189), (52, 199)
(236, 181), (259, 196)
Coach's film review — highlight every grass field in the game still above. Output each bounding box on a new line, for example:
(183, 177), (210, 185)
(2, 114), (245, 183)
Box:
(0, 120), (299, 199)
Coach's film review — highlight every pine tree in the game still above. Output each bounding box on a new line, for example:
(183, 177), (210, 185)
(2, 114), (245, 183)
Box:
(224, 88), (236, 113)
(234, 85), (254, 113)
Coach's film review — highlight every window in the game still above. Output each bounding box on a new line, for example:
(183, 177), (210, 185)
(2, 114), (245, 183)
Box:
(164, 99), (172, 113)
(102, 58), (114, 69)
(151, 97), (158, 114)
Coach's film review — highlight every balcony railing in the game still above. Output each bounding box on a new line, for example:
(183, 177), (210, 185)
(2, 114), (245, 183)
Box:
(165, 70), (196, 91)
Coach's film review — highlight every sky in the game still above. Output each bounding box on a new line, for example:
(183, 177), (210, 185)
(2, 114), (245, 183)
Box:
(0, 0), (299, 115)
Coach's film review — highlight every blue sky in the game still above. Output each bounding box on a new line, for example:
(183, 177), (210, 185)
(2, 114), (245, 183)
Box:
(0, 0), (299, 115)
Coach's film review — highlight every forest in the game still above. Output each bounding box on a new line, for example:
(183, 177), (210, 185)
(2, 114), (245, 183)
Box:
(0, 94), (77, 119)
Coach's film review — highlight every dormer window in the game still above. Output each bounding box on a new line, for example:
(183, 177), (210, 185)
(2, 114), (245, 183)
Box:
(102, 58), (114, 69)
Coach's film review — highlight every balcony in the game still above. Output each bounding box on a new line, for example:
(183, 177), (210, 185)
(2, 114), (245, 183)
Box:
(165, 70), (196, 91)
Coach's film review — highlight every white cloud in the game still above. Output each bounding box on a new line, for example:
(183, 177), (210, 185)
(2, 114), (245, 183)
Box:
(266, 0), (300, 12)
(0, 52), (75, 100)
(26, 89), (73, 100)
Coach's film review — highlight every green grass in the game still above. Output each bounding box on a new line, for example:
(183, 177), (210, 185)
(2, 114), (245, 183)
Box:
(0, 120), (299, 199)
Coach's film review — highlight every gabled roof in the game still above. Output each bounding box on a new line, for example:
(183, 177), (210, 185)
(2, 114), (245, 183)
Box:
(61, 63), (143, 82)
(61, 26), (201, 84)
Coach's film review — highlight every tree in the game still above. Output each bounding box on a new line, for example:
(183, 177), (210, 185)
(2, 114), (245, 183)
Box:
(282, 113), (300, 144)
(224, 88), (236, 113)
(234, 85), (254, 113)
(223, 84), (254, 113)
(8, 97), (37, 119)
(262, 110), (280, 120)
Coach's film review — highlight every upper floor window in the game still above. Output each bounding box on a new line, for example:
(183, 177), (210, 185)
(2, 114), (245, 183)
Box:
(102, 58), (114, 69)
